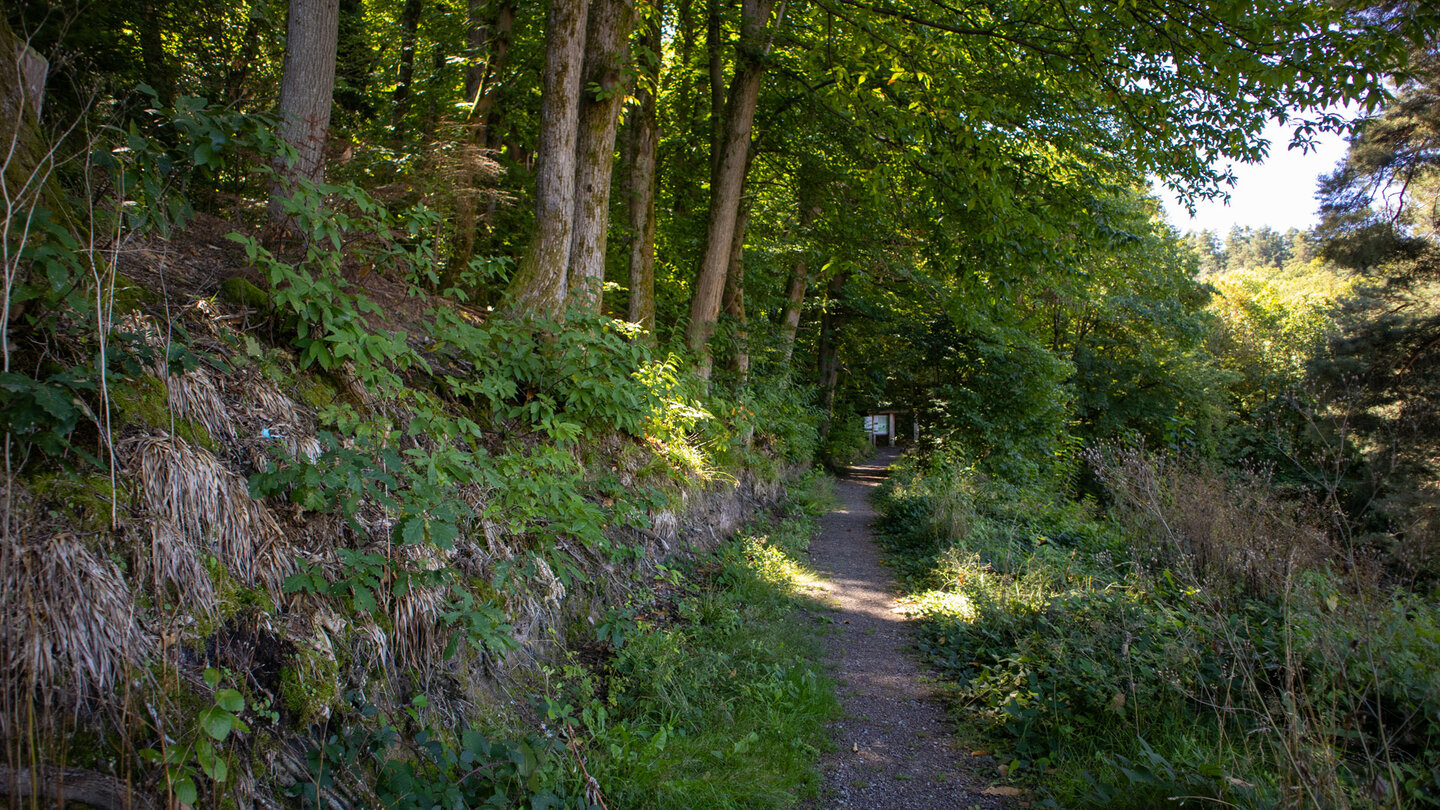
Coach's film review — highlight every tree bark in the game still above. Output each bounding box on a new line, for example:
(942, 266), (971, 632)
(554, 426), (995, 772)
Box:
(392, 0), (424, 138)
(463, 0), (514, 131)
(503, 0), (589, 319)
(778, 258), (806, 362)
(566, 0), (636, 312)
(0, 766), (158, 810)
(684, 0), (779, 372)
(223, 5), (265, 106)
(705, 0), (725, 176)
(817, 268), (848, 440)
(624, 2), (661, 336)
(721, 199), (750, 381)
(778, 190), (816, 362)
(443, 0), (513, 291)
(137, 0), (174, 107)
(268, 0), (340, 227)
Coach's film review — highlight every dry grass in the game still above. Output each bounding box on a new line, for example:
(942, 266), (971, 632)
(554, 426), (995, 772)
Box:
(124, 431), (292, 600)
(1087, 443), (1350, 596)
(163, 363), (235, 443)
(0, 490), (148, 723)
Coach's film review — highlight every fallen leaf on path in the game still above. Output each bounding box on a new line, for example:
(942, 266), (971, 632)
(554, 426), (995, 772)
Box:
(982, 786), (1024, 797)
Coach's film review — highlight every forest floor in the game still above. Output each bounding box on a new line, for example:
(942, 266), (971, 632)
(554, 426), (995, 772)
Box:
(806, 449), (1014, 810)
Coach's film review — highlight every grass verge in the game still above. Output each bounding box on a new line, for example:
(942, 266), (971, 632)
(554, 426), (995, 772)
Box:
(564, 472), (840, 809)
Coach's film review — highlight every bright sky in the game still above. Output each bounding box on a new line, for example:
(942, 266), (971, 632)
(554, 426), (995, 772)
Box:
(1160, 117), (1354, 235)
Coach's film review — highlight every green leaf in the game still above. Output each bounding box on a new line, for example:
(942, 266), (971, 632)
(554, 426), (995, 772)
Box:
(215, 689), (245, 713)
(198, 706), (236, 741)
(351, 583), (377, 613)
(195, 738), (228, 782)
(400, 516), (426, 546)
(174, 773), (198, 805)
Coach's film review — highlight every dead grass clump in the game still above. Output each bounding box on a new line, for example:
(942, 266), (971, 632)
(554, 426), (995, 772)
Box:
(124, 431), (292, 597)
(1087, 444), (1344, 596)
(391, 544), (451, 675)
(226, 369), (321, 465)
(162, 363), (235, 443)
(1, 524), (148, 721)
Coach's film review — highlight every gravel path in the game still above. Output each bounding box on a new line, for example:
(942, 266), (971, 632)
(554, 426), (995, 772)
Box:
(807, 449), (1012, 810)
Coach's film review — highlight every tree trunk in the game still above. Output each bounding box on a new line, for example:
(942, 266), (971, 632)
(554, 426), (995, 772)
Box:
(391, 0), (424, 138)
(224, 5), (265, 106)
(566, 0), (636, 312)
(443, 0), (514, 291)
(778, 188), (816, 362)
(705, 0), (725, 177)
(624, 2), (661, 336)
(268, 0), (340, 227)
(503, 0), (589, 319)
(137, 0), (174, 107)
(816, 268), (848, 440)
(684, 0), (778, 372)
(778, 258), (806, 362)
(722, 199), (750, 381)
(463, 0), (514, 124)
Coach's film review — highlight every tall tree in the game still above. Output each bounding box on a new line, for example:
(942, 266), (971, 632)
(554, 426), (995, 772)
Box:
(623, 0), (662, 334)
(721, 199), (751, 379)
(503, 0), (589, 317)
(268, 0), (340, 227)
(685, 0), (781, 371)
(567, 0), (637, 310)
(391, 0), (424, 138)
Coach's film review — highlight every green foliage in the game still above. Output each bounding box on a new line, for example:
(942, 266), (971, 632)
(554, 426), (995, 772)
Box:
(140, 668), (249, 807)
(578, 510), (838, 809)
(98, 89), (286, 236)
(293, 695), (582, 810)
(877, 449), (1440, 807)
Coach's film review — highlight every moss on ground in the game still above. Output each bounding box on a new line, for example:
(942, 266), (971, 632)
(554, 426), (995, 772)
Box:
(25, 471), (127, 534)
(111, 374), (218, 450)
(219, 276), (271, 311)
(280, 644), (340, 727)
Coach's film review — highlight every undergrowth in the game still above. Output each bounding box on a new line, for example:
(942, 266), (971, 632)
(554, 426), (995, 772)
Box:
(295, 473), (839, 808)
(1, 95), (828, 809)
(572, 476), (839, 808)
(876, 451), (1440, 809)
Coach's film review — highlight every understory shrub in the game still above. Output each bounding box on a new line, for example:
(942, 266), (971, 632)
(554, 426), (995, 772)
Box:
(877, 449), (1440, 808)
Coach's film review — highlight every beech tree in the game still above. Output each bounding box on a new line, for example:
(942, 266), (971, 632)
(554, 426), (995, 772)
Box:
(567, 0), (637, 310)
(504, 0), (637, 319)
(623, 2), (662, 334)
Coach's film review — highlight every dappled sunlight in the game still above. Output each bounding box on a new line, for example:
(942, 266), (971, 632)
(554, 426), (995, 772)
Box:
(906, 589), (978, 623)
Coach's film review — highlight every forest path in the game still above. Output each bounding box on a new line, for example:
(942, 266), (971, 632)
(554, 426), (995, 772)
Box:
(806, 448), (1010, 809)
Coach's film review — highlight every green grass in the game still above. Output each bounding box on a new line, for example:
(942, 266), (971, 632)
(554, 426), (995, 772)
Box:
(578, 479), (840, 809)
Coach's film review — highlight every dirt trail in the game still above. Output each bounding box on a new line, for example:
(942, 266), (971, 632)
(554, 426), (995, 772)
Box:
(807, 449), (1009, 809)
